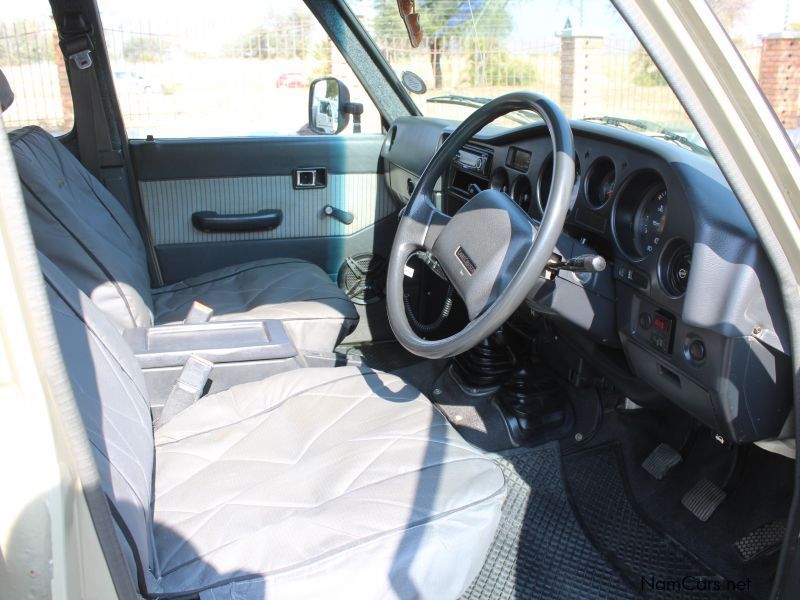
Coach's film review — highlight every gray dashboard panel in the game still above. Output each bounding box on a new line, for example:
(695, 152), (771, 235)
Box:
(382, 116), (792, 442)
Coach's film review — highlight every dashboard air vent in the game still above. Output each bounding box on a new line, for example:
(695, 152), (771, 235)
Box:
(661, 240), (692, 296)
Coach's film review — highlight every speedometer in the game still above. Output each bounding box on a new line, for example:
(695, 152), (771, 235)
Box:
(633, 186), (667, 257)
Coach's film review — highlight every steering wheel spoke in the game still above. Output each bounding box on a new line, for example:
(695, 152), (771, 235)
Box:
(397, 191), (451, 252)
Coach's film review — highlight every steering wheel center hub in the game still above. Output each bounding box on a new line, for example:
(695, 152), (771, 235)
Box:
(432, 189), (537, 319)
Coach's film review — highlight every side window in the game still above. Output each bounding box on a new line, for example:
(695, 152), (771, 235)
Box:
(0, 5), (74, 135)
(96, 0), (381, 138)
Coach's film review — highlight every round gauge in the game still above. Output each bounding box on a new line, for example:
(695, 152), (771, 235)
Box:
(633, 185), (668, 257)
(490, 168), (510, 195)
(511, 176), (532, 211)
(536, 153), (580, 218)
(584, 157), (615, 208)
(611, 171), (668, 261)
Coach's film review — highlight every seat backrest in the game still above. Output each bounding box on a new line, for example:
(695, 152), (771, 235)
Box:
(40, 253), (157, 581)
(11, 125), (154, 331)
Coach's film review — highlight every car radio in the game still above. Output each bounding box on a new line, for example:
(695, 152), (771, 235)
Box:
(454, 146), (491, 177)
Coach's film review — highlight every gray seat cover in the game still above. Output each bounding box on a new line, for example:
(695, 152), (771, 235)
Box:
(10, 123), (358, 351)
(41, 254), (505, 598)
(13, 125), (155, 329)
(152, 257), (359, 351)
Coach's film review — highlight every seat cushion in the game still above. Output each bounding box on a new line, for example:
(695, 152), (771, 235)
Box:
(152, 258), (359, 352)
(153, 367), (505, 599)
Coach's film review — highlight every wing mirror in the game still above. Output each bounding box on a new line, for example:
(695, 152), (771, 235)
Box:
(308, 77), (364, 135)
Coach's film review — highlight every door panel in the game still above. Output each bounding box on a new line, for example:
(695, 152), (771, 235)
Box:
(140, 173), (394, 245)
(130, 135), (399, 284)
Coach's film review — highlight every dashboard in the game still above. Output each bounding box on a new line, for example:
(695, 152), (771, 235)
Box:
(381, 116), (792, 444)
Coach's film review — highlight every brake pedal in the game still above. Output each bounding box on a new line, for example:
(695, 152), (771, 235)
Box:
(642, 443), (682, 480)
(682, 479), (727, 522)
(735, 519), (786, 562)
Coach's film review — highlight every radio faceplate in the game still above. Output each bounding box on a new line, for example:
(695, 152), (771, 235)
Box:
(454, 146), (492, 178)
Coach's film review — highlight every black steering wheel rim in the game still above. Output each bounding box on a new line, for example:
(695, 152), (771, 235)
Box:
(386, 92), (575, 359)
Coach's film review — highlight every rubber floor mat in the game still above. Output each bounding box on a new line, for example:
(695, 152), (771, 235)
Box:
(563, 444), (738, 599)
(463, 443), (634, 599)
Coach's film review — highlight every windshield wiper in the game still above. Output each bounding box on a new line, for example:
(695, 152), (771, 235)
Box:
(583, 115), (708, 155)
(426, 95), (538, 126)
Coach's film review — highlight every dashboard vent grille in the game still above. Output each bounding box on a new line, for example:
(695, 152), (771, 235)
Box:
(664, 242), (692, 296)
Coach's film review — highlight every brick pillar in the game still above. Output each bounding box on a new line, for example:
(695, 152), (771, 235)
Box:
(53, 29), (74, 131)
(559, 30), (604, 120)
(758, 32), (800, 129)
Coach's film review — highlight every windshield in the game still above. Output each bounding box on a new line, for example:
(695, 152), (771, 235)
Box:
(348, 0), (710, 149)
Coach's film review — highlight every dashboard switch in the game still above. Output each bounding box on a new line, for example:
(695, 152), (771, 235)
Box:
(687, 338), (706, 363)
(648, 310), (674, 354)
(638, 312), (653, 330)
(614, 260), (649, 290)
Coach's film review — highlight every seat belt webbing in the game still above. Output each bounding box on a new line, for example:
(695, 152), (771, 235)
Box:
(59, 14), (120, 181)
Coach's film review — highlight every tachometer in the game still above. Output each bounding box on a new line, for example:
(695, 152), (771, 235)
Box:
(633, 186), (667, 257)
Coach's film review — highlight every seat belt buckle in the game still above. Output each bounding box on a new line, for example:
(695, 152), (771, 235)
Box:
(69, 49), (93, 70)
(175, 354), (214, 396)
(156, 354), (214, 428)
(184, 301), (214, 325)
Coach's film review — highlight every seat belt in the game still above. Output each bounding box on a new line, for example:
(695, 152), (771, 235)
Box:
(156, 355), (214, 428)
(183, 300), (214, 324)
(58, 13), (166, 287)
(58, 14), (122, 181)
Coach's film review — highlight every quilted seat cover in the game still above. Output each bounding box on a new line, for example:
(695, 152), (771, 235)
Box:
(40, 252), (506, 599)
(154, 367), (506, 598)
(152, 257), (358, 352)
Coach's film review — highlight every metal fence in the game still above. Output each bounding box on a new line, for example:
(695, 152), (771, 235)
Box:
(0, 20), (782, 139)
(0, 18), (72, 134)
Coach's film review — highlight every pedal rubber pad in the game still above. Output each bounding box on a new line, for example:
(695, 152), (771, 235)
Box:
(682, 479), (727, 522)
(735, 519), (786, 562)
(642, 443), (682, 480)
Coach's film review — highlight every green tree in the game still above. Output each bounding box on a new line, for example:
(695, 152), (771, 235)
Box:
(371, 0), (513, 89)
(236, 9), (311, 60)
(123, 36), (169, 63)
(631, 49), (666, 87)
(706, 0), (753, 30)
(0, 20), (55, 66)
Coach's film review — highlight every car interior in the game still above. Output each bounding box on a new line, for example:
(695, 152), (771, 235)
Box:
(0, 0), (798, 598)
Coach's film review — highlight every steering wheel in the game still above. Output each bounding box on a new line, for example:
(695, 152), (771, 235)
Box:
(386, 92), (575, 359)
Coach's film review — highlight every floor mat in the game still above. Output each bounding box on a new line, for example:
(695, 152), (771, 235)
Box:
(578, 410), (790, 599)
(563, 443), (739, 599)
(463, 443), (634, 599)
(336, 340), (421, 372)
(431, 366), (515, 452)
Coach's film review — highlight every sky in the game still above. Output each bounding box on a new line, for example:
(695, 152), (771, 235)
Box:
(2, 0), (798, 43)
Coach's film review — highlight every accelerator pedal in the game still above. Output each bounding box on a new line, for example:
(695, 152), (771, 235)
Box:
(735, 519), (786, 562)
(682, 479), (727, 522)
(642, 443), (683, 480)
